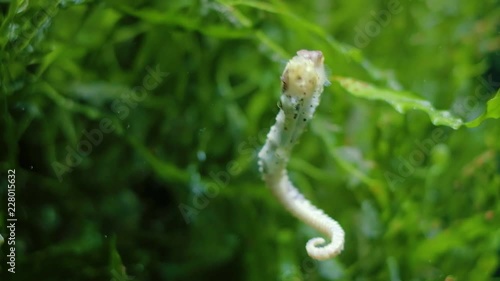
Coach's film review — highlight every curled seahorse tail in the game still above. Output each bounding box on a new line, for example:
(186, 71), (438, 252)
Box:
(268, 174), (344, 260)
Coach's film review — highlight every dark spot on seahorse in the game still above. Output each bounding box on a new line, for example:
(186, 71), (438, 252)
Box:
(303, 92), (306, 96)
(303, 118), (307, 122)
(282, 81), (288, 92)
(284, 126), (288, 130)
(295, 104), (300, 111)
(293, 113), (297, 119)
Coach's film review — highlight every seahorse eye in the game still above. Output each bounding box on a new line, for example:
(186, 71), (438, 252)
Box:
(281, 80), (288, 92)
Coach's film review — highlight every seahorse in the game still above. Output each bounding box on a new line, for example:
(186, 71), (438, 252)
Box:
(258, 50), (345, 260)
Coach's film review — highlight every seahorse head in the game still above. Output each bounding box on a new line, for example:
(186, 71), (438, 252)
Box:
(281, 50), (328, 97)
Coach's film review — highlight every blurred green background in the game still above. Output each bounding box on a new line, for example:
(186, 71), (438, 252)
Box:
(1, 0), (499, 280)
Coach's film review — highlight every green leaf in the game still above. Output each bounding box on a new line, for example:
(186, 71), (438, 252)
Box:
(466, 90), (500, 127)
(333, 76), (464, 129)
(109, 235), (131, 281)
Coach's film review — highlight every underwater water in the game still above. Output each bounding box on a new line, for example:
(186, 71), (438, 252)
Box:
(0, 0), (499, 280)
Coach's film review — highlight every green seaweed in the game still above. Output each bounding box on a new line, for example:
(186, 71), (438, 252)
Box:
(0, 0), (499, 280)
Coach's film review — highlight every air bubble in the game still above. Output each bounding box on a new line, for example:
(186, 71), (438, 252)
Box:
(197, 151), (206, 162)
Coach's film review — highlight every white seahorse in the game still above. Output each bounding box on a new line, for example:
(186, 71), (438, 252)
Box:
(258, 50), (345, 260)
